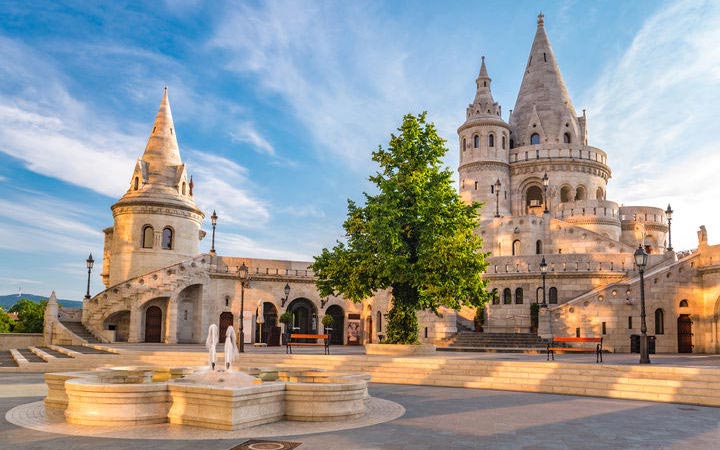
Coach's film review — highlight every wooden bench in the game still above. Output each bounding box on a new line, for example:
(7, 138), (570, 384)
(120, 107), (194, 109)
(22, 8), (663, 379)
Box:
(547, 337), (603, 363)
(286, 333), (330, 355)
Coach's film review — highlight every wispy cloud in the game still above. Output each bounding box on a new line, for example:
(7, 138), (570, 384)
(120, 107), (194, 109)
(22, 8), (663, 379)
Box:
(584, 0), (720, 249)
(215, 232), (311, 262)
(230, 122), (276, 156)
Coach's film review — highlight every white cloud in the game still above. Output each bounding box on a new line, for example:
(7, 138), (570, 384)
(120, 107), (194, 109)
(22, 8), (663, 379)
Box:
(230, 122), (276, 156)
(584, 0), (720, 250)
(215, 232), (310, 262)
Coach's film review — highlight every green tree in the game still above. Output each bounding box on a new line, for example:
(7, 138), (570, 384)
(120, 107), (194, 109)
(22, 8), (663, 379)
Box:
(0, 307), (12, 333)
(312, 113), (492, 344)
(9, 298), (46, 333)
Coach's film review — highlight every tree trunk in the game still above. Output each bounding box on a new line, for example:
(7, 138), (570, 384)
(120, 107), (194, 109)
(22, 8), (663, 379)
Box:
(385, 283), (419, 344)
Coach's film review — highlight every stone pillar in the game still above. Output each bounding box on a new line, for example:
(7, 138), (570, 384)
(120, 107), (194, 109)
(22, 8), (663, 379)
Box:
(165, 297), (178, 344)
(44, 291), (59, 345)
(538, 306), (553, 339)
(128, 307), (140, 343)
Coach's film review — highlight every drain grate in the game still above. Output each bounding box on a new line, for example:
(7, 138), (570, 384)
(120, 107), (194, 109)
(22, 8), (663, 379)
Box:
(230, 439), (302, 450)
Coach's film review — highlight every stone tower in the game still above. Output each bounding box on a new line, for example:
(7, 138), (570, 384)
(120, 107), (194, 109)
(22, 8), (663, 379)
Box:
(458, 56), (512, 218)
(101, 88), (205, 287)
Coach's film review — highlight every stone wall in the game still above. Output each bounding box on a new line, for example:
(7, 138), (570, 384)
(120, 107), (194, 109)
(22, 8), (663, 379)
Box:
(0, 333), (44, 350)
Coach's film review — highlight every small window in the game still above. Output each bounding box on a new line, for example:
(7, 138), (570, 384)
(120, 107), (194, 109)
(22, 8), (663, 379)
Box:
(182, 182), (187, 195)
(474, 135), (479, 148)
(531, 133), (540, 145)
(492, 290), (500, 305)
(543, 52), (547, 62)
(142, 225), (154, 249)
(536, 240), (543, 255)
(184, 310), (188, 320)
(602, 322), (607, 335)
(502, 136), (506, 149)
(225, 296), (230, 307)
(549, 287), (558, 304)
(509, 139), (514, 149)
(133, 177), (139, 191)
(628, 316), (633, 329)
(512, 240), (520, 256)
(655, 309), (664, 334)
(575, 328), (580, 338)
(161, 227), (173, 250)
(679, 299), (688, 307)
(488, 134), (495, 147)
(561, 186), (572, 202)
(515, 288), (523, 304)
(377, 311), (382, 333)
(490, 185), (494, 194)
(474, 181), (478, 190)
(563, 133), (571, 143)
(503, 288), (512, 305)
(575, 186), (587, 201)
(424, 327), (428, 338)
(536, 287), (543, 303)
(462, 138), (466, 151)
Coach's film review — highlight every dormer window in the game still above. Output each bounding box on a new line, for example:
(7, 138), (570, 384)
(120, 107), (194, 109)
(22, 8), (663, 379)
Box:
(531, 133), (540, 145)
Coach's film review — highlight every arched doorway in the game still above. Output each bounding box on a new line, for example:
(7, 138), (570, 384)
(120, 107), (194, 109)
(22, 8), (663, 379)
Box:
(326, 305), (345, 345)
(678, 315), (693, 353)
(255, 302), (280, 346)
(104, 310), (130, 342)
(525, 185), (544, 213)
(288, 298), (318, 336)
(177, 284), (202, 344)
(145, 306), (162, 343)
(218, 312), (234, 344)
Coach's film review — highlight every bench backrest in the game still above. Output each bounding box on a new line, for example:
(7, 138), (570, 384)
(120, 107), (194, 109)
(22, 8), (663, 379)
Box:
(553, 337), (602, 343)
(290, 333), (328, 339)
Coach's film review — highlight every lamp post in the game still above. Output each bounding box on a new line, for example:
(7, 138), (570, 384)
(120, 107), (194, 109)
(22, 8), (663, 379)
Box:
(210, 210), (218, 255)
(256, 301), (264, 344)
(665, 204), (673, 252)
(634, 245), (650, 364)
(495, 178), (501, 218)
(84, 253), (94, 300)
(539, 256), (547, 307)
(542, 173), (549, 214)
(238, 262), (249, 353)
(281, 283), (291, 307)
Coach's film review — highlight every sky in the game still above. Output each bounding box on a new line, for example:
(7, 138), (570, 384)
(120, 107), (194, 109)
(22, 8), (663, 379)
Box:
(1, 0), (719, 300)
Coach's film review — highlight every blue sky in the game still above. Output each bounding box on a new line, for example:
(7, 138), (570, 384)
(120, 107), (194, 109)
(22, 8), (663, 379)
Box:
(1, 0), (719, 300)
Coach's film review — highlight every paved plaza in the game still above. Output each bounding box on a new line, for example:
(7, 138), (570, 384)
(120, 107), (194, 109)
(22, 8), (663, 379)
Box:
(2, 365), (719, 450)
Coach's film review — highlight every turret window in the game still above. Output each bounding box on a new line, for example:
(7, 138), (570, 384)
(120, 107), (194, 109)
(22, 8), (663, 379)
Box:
(182, 182), (187, 195)
(502, 136), (506, 149)
(549, 287), (558, 304)
(142, 225), (154, 249)
(530, 133), (540, 145)
(563, 133), (571, 143)
(473, 135), (479, 148)
(575, 186), (587, 201)
(162, 227), (173, 250)
(509, 139), (514, 149)
(503, 288), (512, 305)
(462, 138), (466, 151)
(488, 134), (495, 147)
(133, 177), (139, 191)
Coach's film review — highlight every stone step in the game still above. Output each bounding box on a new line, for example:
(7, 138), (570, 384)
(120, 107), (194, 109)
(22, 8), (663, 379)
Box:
(60, 321), (101, 343)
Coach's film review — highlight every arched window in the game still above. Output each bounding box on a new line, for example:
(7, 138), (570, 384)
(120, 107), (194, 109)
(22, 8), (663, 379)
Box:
(654, 309), (664, 334)
(182, 182), (187, 195)
(525, 186), (543, 209)
(575, 186), (587, 201)
(161, 227), (173, 250)
(596, 187), (604, 200)
(473, 135), (479, 148)
(462, 138), (466, 151)
(563, 133), (571, 143)
(560, 186), (572, 203)
(536, 240), (543, 255)
(509, 139), (514, 149)
(502, 136), (506, 149)
(488, 134), (495, 147)
(377, 311), (382, 333)
(503, 288), (512, 305)
(536, 287), (543, 303)
(515, 288), (523, 304)
(142, 225), (154, 249)
(492, 289), (500, 305)
(133, 177), (139, 191)
(549, 287), (558, 304)
(530, 133), (540, 145)
(512, 240), (521, 256)
(679, 299), (689, 307)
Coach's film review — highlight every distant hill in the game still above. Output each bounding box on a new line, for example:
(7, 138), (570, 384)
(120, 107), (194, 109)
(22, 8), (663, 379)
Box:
(0, 294), (82, 310)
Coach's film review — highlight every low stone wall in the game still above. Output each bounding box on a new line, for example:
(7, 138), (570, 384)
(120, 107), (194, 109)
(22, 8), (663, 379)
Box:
(0, 333), (44, 351)
(365, 343), (436, 355)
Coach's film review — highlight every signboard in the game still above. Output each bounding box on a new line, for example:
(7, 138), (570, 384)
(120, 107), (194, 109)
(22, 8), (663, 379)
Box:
(347, 314), (361, 345)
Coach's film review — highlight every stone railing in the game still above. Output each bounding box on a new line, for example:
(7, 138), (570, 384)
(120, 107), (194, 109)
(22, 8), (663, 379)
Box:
(509, 144), (608, 165)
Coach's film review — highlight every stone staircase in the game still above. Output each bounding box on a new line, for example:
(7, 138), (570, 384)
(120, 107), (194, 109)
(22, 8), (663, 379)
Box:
(439, 332), (550, 353)
(60, 321), (101, 343)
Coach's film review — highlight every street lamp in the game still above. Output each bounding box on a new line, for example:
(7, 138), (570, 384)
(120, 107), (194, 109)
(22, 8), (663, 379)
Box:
(256, 301), (265, 344)
(210, 210), (218, 255)
(539, 256), (547, 307)
(84, 253), (94, 300)
(634, 245), (650, 364)
(494, 178), (501, 218)
(665, 204), (673, 252)
(542, 173), (549, 214)
(281, 283), (291, 307)
(238, 262), (249, 353)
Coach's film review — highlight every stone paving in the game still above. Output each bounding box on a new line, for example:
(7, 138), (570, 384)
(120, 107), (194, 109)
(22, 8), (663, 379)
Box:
(1, 373), (719, 449)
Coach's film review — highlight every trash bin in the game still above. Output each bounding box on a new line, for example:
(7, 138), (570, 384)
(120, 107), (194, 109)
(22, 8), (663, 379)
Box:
(630, 334), (656, 354)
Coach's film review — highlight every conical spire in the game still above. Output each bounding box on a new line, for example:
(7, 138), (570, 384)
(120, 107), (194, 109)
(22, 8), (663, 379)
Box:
(142, 87), (182, 170)
(466, 56), (502, 120)
(510, 14), (579, 146)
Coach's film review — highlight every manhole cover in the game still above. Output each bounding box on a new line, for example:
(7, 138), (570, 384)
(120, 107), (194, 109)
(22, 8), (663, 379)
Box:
(230, 439), (302, 450)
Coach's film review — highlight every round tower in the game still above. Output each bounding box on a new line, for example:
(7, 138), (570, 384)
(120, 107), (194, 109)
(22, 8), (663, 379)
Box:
(101, 88), (205, 287)
(458, 57), (512, 218)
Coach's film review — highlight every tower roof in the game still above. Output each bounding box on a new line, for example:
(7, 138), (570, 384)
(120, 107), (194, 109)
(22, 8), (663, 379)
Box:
(509, 14), (579, 146)
(142, 87), (182, 177)
(463, 56), (504, 124)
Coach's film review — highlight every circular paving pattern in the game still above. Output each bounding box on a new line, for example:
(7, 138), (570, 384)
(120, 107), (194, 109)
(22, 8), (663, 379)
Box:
(6, 397), (405, 440)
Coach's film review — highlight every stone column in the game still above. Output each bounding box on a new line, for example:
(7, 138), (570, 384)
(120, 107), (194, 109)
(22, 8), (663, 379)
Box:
(538, 306), (553, 339)
(128, 307), (140, 343)
(165, 297), (178, 344)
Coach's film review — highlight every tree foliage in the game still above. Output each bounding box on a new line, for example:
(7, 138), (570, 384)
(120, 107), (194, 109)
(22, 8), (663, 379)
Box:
(312, 113), (492, 343)
(9, 298), (46, 333)
(0, 307), (12, 333)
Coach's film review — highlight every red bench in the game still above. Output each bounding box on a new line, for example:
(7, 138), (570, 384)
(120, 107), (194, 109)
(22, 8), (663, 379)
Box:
(286, 333), (330, 355)
(547, 337), (603, 363)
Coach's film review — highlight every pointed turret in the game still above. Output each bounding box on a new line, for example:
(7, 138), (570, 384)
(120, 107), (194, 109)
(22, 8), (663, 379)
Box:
(465, 56), (503, 120)
(509, 14), (580, 146)
(141, 87), (182, 186)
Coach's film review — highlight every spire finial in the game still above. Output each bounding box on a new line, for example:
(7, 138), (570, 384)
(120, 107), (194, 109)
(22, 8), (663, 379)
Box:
(538, 12), (544, 26)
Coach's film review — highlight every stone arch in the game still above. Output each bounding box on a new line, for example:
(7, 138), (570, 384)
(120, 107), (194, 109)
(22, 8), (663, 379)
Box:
(144, 304), (164, 343)
(503, 288), (512, 304)
(560, 185), (573, 203)
(525, 185), (544, 211)
(326, 305), (345, 345)
(255, 301), (279, 345)
(103, 310), (131, 342)
(287, 298), (318, 334)
(596, 187), (604, 200)
(575, 185), (587, 201)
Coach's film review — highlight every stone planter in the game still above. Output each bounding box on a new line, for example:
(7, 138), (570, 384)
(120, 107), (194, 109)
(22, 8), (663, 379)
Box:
(365, 343), (436, 355)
